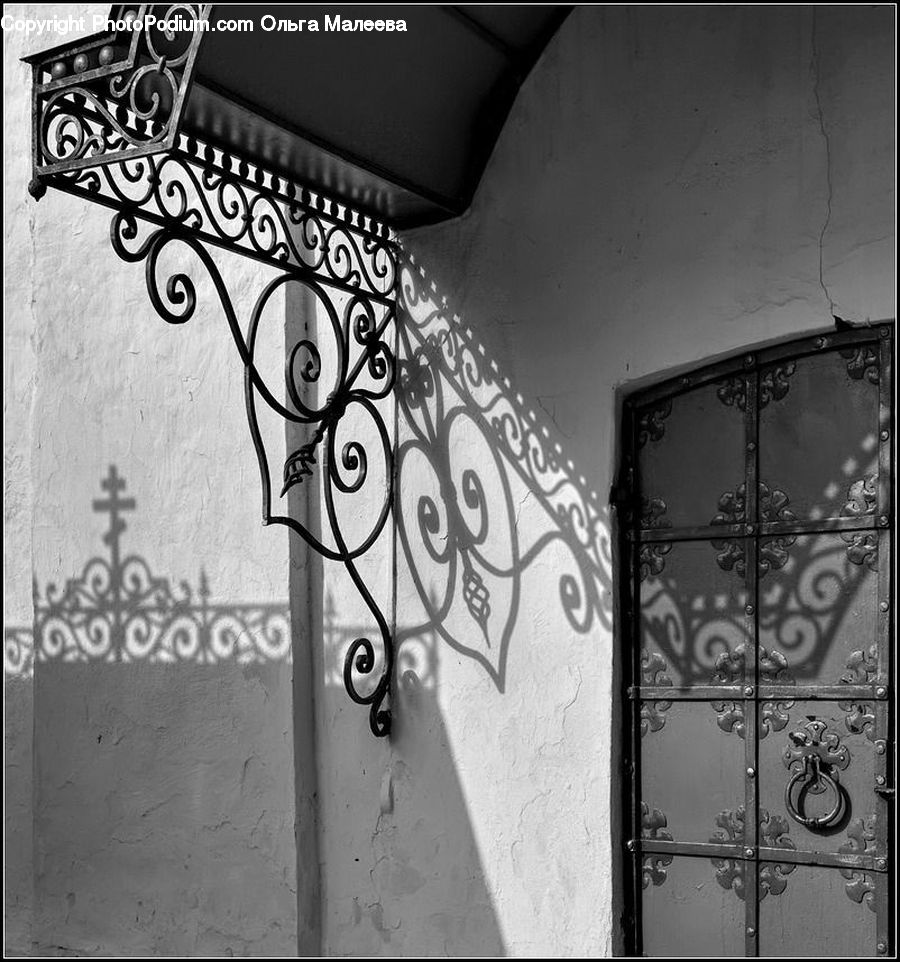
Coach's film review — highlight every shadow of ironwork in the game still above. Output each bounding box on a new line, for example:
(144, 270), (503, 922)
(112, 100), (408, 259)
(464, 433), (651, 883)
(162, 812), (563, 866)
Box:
(3, 465), (290, 678)
(321, 588), (439, 692)
(3, 627), (34, 680)
(394, 253), (613, 691)
(640, 444), (879, 689)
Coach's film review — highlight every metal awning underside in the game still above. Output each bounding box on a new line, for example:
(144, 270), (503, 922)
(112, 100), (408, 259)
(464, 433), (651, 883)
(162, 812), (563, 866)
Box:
(27, 2), (570, 227)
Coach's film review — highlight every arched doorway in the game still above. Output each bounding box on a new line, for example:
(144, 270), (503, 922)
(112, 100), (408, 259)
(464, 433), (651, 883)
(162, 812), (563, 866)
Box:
(620, 325), (893, 957)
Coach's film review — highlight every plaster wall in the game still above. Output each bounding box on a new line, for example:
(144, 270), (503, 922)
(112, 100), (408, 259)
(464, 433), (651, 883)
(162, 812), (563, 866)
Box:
(3, 4), (314, 955)
(318, 4), (894, 957)
(3, 3), (895, 959)
(4, 3), (40, 951)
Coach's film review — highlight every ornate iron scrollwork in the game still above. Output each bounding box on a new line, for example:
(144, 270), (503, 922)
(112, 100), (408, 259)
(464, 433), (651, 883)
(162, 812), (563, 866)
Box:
(107, 173), (397, 735)
(839, 345), (880, 384)
(639, 650), (673, 736)
(710, 806), (748, 899)
(840, 476), (879, 571)
(759, 646), (796, 739)
(782, 720), (850, 830)
(710, 480), (797, 577)
(33, 79), (400, 735)
(640, 802), (674, 888)
(839, 645), (877, 742)
(760, 698), (794, 738)
(838, 816), (878, 911)
(759, 362), (797, 407)
(758, 809), (798, 898)
(28, 4), (209, 194)
(638, 496), (672, 581)
(709, 643), (796, 739)
(708, 640), (747, 739)
(637, 400), (671, 447)
(710, 805), (797, 900)
(716, 375), (748, 411)
(716, 363), (796, 411)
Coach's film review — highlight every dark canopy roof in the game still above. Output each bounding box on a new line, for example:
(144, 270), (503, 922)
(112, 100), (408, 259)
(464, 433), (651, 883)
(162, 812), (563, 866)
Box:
(186, 5), (570, 226)
(27, 4), (569, 227)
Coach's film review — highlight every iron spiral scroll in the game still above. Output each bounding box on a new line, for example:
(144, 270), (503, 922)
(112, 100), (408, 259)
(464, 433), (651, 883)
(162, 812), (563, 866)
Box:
(94, 138), (399, 737)
(38, 6), (198, 165)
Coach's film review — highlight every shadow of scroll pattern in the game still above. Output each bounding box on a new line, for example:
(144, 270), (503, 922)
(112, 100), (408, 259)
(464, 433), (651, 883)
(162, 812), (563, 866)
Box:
(394, 254), (612, 690)
(641, 465), (878, 694)
(640, 340), (885, 701)
(321, 589), (439, 692)
(4, 466), (290, 679)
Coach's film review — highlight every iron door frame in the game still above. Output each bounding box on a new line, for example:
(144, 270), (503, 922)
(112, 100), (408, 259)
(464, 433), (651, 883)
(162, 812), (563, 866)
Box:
(617, 324), (895, 958)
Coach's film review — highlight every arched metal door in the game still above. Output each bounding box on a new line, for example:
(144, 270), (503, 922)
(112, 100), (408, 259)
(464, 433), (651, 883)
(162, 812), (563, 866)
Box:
(620, 325), (894, 957)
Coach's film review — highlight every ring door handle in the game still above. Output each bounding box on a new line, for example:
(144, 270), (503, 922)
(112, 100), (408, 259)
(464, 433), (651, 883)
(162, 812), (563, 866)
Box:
(784, 754), (845, 830)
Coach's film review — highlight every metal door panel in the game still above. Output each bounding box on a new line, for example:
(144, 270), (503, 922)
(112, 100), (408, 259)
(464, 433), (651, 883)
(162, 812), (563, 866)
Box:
(758, 350), (880, 523)
(758, 533), (879, 688)
(641, 856), (745, 958)
(638, 380), (745, 530)
(621, 327), (893, 957)
(641, 702), (745, 843)
(758, 865), (879, 958)
(640, 539), (750, 688)
(757, 701), (877, 858)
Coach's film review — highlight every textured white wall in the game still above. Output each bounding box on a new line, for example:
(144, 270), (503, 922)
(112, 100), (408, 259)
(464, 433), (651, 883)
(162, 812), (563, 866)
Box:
(3, 4), (309, 955)
(4, 3), (43, 950)
(4, 3), (894, 958)
(319, 5), (894, 957)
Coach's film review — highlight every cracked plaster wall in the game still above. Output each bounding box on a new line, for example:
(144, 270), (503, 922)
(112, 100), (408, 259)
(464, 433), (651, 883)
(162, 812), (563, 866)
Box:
(4, 3), (894, 959)
(319, 5), (894, 958)
(4, 4), (313, 955)
(4, 2), (39, 952)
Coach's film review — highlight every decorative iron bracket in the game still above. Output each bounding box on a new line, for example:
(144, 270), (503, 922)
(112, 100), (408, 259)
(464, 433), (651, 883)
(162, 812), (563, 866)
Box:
(26, 5), (399, 736)
(26, 4), (209, 197)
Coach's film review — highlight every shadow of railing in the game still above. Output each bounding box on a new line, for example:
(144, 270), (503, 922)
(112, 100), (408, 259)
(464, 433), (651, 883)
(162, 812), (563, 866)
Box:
(321, 587), (439, 692)
(640, 443), (880, 691)
(394, 253), (613, 691)
(4, 465), (290, 679)
(3, 460), (504, 955)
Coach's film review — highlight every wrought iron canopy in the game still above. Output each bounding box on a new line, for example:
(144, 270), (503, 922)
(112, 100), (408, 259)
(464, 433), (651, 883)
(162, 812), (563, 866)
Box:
(26, 3), (571, 226)
(22, 3), (572, 737)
